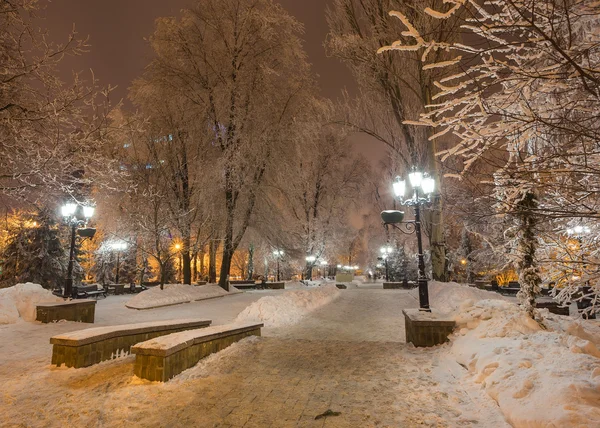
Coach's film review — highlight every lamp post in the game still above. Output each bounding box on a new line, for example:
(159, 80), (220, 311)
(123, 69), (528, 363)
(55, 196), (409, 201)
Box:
(110, 241), (128, 285)
(381, 168), (435, 311)
(273, 249), (284, 281)
(566, 225), (591, 279)
(319, 260), (328, 278)
(61, 202), (95, 298)
(380, 246), (393, 281)
(305, 255), (316, 280)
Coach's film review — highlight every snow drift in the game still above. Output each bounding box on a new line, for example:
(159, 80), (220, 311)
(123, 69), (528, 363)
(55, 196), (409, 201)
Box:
(235, 284), (340, 327)
(126, 284), (237, 310)
(451, 298), (600, 426)
(0, 283), (62, 324)
(410, 280), (508, 314)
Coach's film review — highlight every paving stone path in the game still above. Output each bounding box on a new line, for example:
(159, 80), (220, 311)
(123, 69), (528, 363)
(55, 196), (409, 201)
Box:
(1, 289), (508, 427)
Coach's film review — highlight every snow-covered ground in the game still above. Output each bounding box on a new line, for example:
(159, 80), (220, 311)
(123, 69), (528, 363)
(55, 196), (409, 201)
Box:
(1, 281), (599, 426)
(416, 281), (600, 426)
(126, 283), (241, 309)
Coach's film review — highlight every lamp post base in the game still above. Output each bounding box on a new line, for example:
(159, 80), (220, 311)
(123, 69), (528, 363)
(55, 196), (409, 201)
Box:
(418, 278), (431, 312)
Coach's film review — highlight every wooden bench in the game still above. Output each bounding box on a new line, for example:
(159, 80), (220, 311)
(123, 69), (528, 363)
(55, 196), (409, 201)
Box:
(74, 284), (107, 299)
(37, 300), (97, 324)
(107, 284), (126, 295)
(131, 322), (263, 382)
(50, 318), (212, 368)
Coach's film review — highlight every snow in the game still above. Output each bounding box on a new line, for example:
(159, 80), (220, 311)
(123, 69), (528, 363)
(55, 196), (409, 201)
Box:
(133, 322), (262, 352)
(450, 299), (600, 426)
(235, 283), (341, 327)
(126, 284), (240, 309)
(405, 281), (600, 425)
(51, 318), (211, 343)
(0, 283), (62, 324)
(409, 280), (508, 314)
(1, 282), (600, 426)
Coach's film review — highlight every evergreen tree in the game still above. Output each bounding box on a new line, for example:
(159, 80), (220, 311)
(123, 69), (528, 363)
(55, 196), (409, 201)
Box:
(0, 211), (67, 289)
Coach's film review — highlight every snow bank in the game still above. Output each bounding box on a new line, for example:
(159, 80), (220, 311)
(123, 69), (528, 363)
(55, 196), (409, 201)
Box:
(410, 280), (508, 313)
(171, 336), (261, 383)
(126, 284), (236, 310)
(451, 299), (600, 427)
(235, 284), (340, 327)
(0, 283), (62, 324)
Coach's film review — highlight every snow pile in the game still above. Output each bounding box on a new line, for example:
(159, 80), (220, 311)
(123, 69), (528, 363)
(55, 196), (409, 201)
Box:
(284, 281), (308, 290)
(451, 299), (600, 426)
(171, 336), (261, 383)
(126, 284), (235, 309)
(410, 280), (507, 313)
(235, 284), (341, 327)
(0, 283), (62, 324)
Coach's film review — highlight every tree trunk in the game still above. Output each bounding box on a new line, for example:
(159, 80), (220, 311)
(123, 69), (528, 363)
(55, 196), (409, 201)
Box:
(218, 204), (235, 289)
(191, 251), (197, 282)
(159, 261), (166, 290)
(182, 235), (192, 285)
(208, 240), (217, 284)
(199, 246), (206, 279)
(247, 244), (254, 281)
(218, 246), (233, 290)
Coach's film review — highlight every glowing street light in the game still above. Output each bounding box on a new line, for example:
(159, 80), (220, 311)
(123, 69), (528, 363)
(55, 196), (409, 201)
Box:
(61, 201), (95, 298)
(305, 255), (316, 280)
(383, 167), (437, 311)
(110, 240), (128, 284)
(273, 249), (284, 281)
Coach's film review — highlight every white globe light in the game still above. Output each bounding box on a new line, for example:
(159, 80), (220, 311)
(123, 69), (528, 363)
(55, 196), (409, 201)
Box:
(421, 176), (435, 195)
(393, 178), (405, 198)
(408, 171), (423, 188)
(83, 206), (95, 218)
(61, 203), (77, 217)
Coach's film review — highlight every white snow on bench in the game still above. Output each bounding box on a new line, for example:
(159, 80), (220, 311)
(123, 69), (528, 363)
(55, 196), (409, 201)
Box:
(50, 318), (212, 345)
(132, 322), (263, 356)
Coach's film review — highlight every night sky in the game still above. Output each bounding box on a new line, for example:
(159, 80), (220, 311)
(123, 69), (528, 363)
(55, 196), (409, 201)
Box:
(41, 0), (386, 176)
(42, 0), (355, 104)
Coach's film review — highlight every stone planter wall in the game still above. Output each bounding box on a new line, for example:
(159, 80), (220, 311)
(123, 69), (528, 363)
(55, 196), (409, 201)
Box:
(36, 300), (97, 324)
(403, 309), (455, 347)
(383, 282), (416, 290)
(50, 319), (211, 368)
(132, 324), (262, 382)
(266, 282), (285, 290)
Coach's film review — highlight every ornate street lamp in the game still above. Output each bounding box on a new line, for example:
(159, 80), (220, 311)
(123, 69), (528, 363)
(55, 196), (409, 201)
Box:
(381, 168), (436, 311)
(380, 246), (393, 281)
(319, 259), (328, 278)
(305, 255), (316, 280)
(273, 249), (284, 281)
(61, 202), (95, 298)
(110, 240), (128, 285)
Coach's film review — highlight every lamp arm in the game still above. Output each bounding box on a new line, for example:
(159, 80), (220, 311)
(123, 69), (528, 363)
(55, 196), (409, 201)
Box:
(384, 221), (416, 235)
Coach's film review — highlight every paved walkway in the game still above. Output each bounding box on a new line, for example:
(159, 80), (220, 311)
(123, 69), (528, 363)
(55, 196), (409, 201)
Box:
(1, 289), (507, 427)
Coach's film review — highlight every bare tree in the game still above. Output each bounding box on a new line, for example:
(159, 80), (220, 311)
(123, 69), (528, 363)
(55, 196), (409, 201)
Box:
(1, 0), (119, 204)
(141, 0), (315, 289)
(326, 0), (461, 280)
(380, 0), (600, 315)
